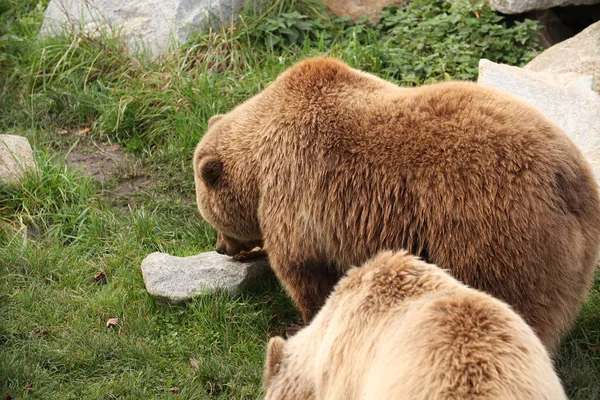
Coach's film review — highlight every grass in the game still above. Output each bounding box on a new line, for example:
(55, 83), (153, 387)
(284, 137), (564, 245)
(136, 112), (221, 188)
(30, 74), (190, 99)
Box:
(0, 0), (598, 398)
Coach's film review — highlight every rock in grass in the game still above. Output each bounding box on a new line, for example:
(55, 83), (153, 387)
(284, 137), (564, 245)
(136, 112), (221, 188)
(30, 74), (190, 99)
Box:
(0, 135), (38, 185)
(141, 251), (270, 303)
(39, 0), (256, 56)
(477, 59), (600, 183)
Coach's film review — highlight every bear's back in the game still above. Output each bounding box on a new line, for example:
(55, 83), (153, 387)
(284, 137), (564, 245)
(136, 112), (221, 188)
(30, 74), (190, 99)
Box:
(285, 78), (595, 268)
(360, 291), (566, 399)
(272, 74), (600, 349)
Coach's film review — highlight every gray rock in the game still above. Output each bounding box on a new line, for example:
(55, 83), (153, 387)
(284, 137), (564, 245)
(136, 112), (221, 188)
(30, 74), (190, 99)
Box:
(525, 21), (600, 93)
(477, 59), (600, 183)
(488, 0), (600, 14)
(141, 251), (271, 303)
(39, 0), (254, 56)
(0, 135), (38, 185)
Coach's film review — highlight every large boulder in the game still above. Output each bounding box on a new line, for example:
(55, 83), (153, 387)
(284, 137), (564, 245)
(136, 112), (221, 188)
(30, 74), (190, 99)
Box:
(525, 20), (600, 93)
(488, 0), (600, 14)
(478, 59), (600, 184)
(0, 135), (38, 185)
(141, 251), (271, 304)
(39, 0), (254, 56)
(321, 0), (408, 22)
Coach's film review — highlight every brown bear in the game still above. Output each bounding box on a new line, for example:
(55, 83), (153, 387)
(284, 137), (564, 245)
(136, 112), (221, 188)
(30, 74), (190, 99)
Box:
(193, 57), (600, 351)
(264, 251), (568, 400)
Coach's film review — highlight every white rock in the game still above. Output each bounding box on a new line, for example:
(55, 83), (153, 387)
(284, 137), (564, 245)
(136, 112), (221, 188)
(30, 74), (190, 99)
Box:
(525, 21), (600, 93)
(141, 251), (270, 303)
(0, 135), (38, 184)
(39, 0), (252, 56)
(488, 0), (600, 14)
(477, 59), (600, 183)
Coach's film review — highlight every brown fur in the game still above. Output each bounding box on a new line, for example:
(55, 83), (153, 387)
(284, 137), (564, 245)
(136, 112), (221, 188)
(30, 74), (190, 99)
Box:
(264, 251), (567, 400)
(193, 57), (600, 350)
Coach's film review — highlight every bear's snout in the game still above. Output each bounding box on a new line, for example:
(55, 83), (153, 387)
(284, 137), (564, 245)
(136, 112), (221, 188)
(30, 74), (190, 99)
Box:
(215, 243), (227, 255)
(215, 231), (263, 257)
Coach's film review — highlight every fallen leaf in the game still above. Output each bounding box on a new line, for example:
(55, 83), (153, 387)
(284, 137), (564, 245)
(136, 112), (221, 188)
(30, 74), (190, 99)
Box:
(93, 270), (107, 284)
(106, 317), (119, 329)
(474, 11), (481, 18)
(587, 345), (600, 353)
(77, 127), (91, 136)
(189, 358), (200, 368)
(33, 329), (49, 336)
(58, 129), (69, 135)
(262, 295), (273, 303)
(4, 393), (13, 400)
(24, 382), (32, 393)
(106, 144), (121, 152)
(170, 387), (181, 393)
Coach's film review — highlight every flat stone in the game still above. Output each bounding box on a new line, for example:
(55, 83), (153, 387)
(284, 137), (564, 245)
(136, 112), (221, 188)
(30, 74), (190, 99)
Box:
(141, 251), (271, 303)
(477, 59), (600, 183)
(0, 135), (38, 185)
(488, 0), (600, 14)
(525, 20), (600, 93)
(39, 0), (253, 56)
(321, 0), (408, 23)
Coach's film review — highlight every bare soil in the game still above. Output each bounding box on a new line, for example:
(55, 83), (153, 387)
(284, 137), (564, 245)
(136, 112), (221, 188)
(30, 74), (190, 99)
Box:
(64, 141), (154, 200)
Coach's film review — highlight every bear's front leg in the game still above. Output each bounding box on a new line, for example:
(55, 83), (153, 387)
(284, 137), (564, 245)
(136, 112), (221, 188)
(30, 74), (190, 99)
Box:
(270, 254), (342, 322)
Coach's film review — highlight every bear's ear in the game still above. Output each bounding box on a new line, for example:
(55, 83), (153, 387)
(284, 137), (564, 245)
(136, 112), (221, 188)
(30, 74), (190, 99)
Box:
(264, 336), (286, 385)
(207, 114), (224, 129)
(200, 157), (224, 188)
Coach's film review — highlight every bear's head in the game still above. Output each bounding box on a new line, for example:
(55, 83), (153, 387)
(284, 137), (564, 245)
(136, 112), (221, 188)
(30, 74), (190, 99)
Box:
(264, 335), (316, 400)
(193, 113), (263, 251)
(262, 251), (461, 398)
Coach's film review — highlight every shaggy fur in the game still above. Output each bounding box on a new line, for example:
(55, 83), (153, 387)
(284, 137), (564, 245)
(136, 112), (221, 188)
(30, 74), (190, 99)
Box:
(193, 57), (600, 350)
(264, 251), (568, 400)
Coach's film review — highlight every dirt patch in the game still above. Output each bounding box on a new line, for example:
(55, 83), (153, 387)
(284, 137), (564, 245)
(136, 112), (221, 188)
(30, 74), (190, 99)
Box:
(114, 175), (154, 197)
(66, 143), (131, 181)
(64, 141), (155, 200)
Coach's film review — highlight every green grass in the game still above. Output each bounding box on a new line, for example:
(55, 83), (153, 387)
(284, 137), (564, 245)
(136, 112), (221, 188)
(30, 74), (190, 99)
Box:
(1, 0), (598, 398)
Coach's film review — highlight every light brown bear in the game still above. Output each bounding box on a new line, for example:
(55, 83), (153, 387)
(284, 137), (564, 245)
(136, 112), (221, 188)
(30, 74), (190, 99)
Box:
(264, 251), (568, 400)
(193, 57), (600, 351)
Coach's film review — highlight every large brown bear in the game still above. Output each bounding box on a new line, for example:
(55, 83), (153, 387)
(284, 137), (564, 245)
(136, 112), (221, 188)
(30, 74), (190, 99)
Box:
(193, 57), (600, 351)
(264, 251), (568, 400)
